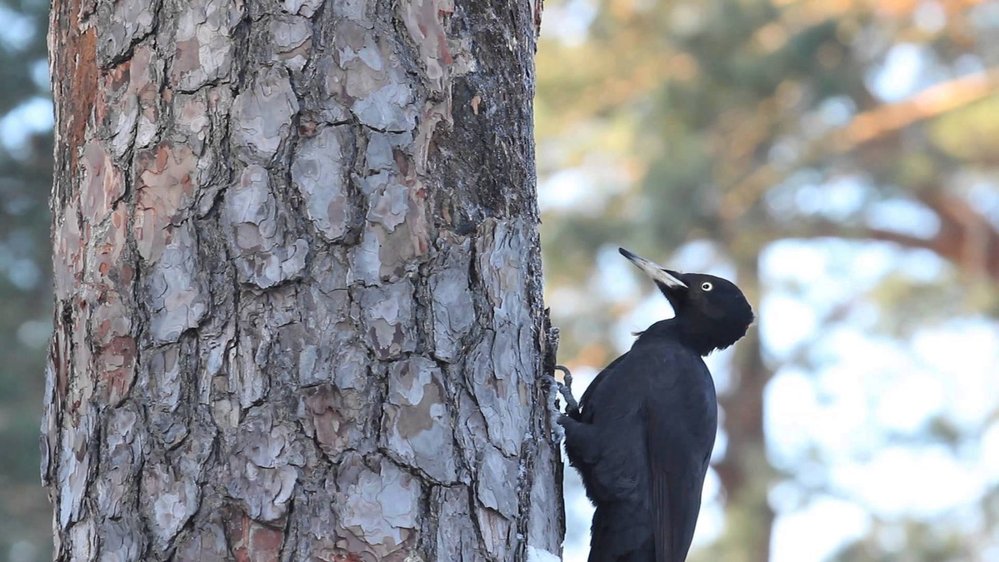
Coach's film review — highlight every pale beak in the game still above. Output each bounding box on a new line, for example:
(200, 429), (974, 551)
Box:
(619, 248), (687, 289)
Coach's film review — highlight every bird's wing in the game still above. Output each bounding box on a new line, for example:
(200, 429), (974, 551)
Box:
(648, 409), (704, 562)
(644, 348), (714, 562)
(646, 405), (674, 562)
(578, 351), (629, 422)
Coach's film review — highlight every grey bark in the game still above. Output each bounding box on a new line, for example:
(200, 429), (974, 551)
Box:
(42, 0), (561, 560)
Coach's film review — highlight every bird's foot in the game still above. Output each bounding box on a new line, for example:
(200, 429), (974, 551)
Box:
(553, 365), (580, 418)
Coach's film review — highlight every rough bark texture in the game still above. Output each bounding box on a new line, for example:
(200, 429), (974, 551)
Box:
(43, 0), (561, 560)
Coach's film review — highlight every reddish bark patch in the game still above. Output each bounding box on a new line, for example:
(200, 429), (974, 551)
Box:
(249, 524), (284, 561)
(94, 56), (131, 129)
(134, 142), (198, 261)
(53, 200), (84, 300)
(303, 385), (352, 457)
(98, 335), (136, 405)
(80, 142), (124, 225)
(51, 0), (99, 178)
(91, 206), (132, 285)
(227, 511), (285, 562)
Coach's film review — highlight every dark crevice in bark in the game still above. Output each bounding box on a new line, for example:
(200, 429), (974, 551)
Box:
(465, 478), (493, 561)
(514, 442), (538, 562)
(230, 15), (254, 92)
(277, 494), (296, 561)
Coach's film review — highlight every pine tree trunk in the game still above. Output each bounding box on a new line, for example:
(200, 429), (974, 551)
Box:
(42, 1), (561, 560)
(714, 257), (774, 562)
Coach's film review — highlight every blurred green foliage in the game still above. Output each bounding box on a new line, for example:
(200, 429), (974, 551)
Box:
(1, 0), (54, 559)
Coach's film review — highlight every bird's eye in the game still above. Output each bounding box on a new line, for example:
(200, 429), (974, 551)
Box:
(701, 282), (713, 291)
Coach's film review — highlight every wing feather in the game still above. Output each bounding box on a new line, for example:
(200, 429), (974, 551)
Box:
(647, 406), (673, 562)
(643, 345), (716, 562)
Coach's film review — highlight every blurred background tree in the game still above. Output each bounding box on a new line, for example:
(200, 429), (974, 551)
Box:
(537, 0), (999, 561)
(2, 0), (998, 560)
(0, 0), (54, 560)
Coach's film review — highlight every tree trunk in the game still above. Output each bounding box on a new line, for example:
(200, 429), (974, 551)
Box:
(713, 255), (774, 562)
(42, 1), (561, 561)
(715, 329), (775, 562)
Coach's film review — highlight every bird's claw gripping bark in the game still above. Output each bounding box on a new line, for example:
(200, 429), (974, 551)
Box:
(553, 365), (580, 417)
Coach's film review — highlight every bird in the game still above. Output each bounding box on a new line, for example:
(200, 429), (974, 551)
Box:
(556, 247), (754, 562)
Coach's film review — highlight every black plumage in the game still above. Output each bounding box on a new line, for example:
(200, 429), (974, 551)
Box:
(558, 248), (754, 562)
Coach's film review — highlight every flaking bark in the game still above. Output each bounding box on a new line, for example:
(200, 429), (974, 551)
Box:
(43, 0), (560, 560)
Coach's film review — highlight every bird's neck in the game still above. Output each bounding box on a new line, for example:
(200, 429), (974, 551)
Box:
(638, 318), (717, 356)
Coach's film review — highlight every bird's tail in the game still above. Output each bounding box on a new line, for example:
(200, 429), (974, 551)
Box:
(587, 503), (654, 562)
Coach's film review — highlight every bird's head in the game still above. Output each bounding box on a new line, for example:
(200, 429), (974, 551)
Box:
(620, 247), (754, 355)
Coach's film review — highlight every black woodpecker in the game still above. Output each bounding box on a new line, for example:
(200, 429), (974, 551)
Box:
(557, 247), (754, 562)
